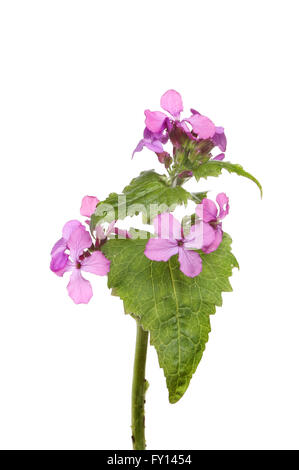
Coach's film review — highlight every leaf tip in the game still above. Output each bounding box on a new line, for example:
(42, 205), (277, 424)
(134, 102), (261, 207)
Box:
(168, 392), (182, 404)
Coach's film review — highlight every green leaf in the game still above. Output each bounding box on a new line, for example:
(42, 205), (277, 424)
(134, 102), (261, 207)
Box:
(189, 191), (208, 203)
(193, 161), (263, 197)
(101, 233), (238, 403)
(90, 170), (192, 230)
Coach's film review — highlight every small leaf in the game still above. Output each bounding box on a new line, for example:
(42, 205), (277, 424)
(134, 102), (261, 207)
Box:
(193, 161), (263, 197)
(102, 233), (238, 403)
(91, 170), (192, 230)
(189, 191), (208, 203)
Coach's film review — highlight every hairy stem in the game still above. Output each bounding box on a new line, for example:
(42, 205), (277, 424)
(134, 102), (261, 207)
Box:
(131, 321), (149, 450)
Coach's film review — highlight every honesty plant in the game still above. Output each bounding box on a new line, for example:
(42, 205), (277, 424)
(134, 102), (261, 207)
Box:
(50, 90), (261, 450)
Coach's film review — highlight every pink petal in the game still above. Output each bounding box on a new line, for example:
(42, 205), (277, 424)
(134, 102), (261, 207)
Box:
(54, 267), (69, 277)
(51, 237), (67, 256)
(153, 213), (182, 240)
(81, 251), (110, 276)
(80, 196), (99, 217)
(213, 126), (227, 152)
(144, 140), (164, 153)
(213, 153), (225, 161)
(62, 220), (83, 240)
(178, 248), (202, 278)
(184, 222), (215, 250)
(144, 110), (167, 133)
(183, 223), (203, 250)
(67, 269), (93, 304)
(144, 238), (178, 262)
(132, 138), (145, 158)
(52, 258), (74, 277)
(216, 193), (230, 220)
(132, 127), (168, 157)
(106, 220), (117, 237)
(185, 114), (215, 139)
(180, 120), (191, 133)
(160, 89), (183, 118)
(50, 251), (69, 275)
(68, 226), (92, 261)
(95, 224), (106, 240)
(196, 199), (218, 223)
(113, 228), (132, 239)
(202, 226), (223, 253)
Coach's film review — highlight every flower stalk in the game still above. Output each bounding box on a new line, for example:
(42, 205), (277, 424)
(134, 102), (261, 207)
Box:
(131, 321), (149, 450)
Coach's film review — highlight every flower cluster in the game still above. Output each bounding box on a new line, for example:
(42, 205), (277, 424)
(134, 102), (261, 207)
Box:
(133, 89), (227, 169)
(144, 193), (229, 277)
(50, 196), (130, 304)
(50, 91), (231, 301)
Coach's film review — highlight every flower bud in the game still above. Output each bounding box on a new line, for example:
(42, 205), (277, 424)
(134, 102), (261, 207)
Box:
(178, 170), (193, 179)
(156, 152), (172, 169)
(169, 123), (188, 148)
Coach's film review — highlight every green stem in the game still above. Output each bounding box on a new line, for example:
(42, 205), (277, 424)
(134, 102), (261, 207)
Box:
(131, 321), (149, 450)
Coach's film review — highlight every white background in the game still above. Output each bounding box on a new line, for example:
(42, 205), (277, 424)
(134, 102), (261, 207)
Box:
(0, 0), (298, 450)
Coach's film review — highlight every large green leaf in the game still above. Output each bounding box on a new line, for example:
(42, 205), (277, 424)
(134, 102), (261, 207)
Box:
(101, 233), (238, 403)
(193, 161), (263, 197)
(90, 170), (197, 231)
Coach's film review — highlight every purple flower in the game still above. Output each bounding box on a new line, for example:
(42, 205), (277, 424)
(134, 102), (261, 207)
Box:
(144, 89), (184, 133)
(144, 213), (214, 278)
(79, 195), (132, 241)
(50, 196), (133, 303)
(133, 90), (186, 157)
(187, 110), (227, 152)
(196, 193), (229, 253)
(56, 225), (110, 304)
(132, 127), (168, 158)
(133, 90), (227, 158)
(50, 220), (83, 276)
